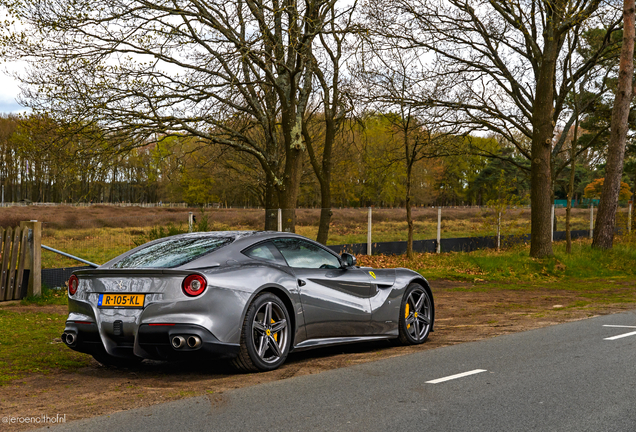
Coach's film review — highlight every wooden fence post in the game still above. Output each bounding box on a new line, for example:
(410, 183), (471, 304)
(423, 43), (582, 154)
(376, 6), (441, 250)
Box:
(589, 205), (594, 239)
(497, 211), (501, 251)
(6, 227), (21, 299)
(367, 207), (372, 256)
(0, 227), (10, 299)
(551, 204), (555, 242)
(437, 207), (442, 254)
(19, 220), (41, 297)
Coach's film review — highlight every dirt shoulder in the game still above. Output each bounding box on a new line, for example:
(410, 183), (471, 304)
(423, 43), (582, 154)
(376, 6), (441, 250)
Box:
(1, 278), (635, 430)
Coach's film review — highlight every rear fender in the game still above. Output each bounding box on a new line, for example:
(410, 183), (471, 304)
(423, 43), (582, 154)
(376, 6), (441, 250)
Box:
(241, 283), (305, 348)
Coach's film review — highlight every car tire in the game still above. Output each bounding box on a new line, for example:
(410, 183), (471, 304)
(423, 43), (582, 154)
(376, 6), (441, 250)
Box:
(92, 349), (143, 368)
(232, 292), (291, 372)
(397, 283), (433, 345)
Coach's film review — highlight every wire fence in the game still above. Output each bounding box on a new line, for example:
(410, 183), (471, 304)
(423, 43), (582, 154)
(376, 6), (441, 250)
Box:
(1, 201), (191, 208)
(30, 204), (634, 270)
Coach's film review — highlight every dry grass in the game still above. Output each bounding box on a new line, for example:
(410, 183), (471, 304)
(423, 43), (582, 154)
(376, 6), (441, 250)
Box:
(0, 204), (598, 230)
(0, 205), (203, 230)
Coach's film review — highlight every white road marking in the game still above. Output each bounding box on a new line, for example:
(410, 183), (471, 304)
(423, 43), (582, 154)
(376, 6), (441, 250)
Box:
(604, 331), (636, 341)
(603, 325), (636, 329)
(426, 369), (487, 384)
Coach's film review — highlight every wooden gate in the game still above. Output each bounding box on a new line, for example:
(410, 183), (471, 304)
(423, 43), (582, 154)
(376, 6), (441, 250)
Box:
(0, 226), (29, 301)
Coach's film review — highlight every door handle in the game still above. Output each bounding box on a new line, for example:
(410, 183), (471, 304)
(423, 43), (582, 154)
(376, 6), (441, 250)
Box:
(298, 279), (306, 287)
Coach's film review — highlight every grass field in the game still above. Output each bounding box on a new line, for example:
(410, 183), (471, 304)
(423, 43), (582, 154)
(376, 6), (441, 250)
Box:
(0, 307), (91, 385)
(0, 204), (611, 268)
(357, 235), (636, 282)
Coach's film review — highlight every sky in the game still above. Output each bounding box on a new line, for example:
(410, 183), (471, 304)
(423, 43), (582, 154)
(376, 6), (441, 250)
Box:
(0, 64), (28, 114)
(1, 3), (29, 114)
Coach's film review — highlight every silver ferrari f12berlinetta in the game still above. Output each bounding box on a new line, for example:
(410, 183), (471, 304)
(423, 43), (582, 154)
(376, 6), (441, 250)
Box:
(62, 231), (434, 371)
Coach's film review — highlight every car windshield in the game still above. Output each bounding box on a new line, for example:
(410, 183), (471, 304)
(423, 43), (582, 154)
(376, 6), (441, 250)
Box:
(113, 235), (235, 268)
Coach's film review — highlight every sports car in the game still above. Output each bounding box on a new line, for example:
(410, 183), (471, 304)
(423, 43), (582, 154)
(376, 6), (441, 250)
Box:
(62, 231), (434, 371)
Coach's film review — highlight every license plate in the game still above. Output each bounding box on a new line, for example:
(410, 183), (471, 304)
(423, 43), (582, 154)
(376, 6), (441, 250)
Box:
(98, 294), (145, 308)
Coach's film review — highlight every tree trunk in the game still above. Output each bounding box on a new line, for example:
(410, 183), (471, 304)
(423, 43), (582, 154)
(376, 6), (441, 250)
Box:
(593, 0), (635, 249)
(277, 68), (309, 233)
(316, 185), (333, 245)
(315, 114), (336, 245)
(278, 145), (303, 233)
(406, 161), (414, 259)
(264, 174), (278, 231)
(566, 116), (578, 254)
(530, 36), (559, 258)
(632, 173), (636, 232)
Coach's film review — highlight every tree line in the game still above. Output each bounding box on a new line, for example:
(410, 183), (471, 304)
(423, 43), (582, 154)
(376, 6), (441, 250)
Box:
(0, 113), (513, 206)
(1, 0), (636, 255)
(1, 112), (629, 208)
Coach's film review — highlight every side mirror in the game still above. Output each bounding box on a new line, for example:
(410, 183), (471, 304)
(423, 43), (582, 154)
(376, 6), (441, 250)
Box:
(341, 252), (357, 268)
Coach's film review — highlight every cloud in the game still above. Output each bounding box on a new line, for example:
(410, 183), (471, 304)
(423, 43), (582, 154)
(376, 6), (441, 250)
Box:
(0, 98), (28, 114)
(0, 64), (30, 113)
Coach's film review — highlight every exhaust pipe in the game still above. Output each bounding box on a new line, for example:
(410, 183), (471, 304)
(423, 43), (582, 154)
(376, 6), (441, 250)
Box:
(63, 332), (76, 345)
(171, 336), (186, 349)
(187, 336), (202, 349)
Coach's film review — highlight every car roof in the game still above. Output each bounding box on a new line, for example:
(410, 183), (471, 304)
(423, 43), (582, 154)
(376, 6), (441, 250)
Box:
(101, 230), (336, 269)
(187, 231), (340, 267)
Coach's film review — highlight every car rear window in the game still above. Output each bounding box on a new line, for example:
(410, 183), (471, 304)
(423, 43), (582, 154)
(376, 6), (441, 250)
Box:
(112, 235), (235, 268)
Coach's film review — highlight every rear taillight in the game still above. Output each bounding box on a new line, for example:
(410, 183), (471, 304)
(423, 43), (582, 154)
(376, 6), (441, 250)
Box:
(182, 274), (207, 297)
(68, 275), (79, 296)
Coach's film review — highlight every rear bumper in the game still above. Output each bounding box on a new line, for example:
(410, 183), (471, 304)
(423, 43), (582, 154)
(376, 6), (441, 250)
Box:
(62, 321), (104, 356)
(63, 322), (239, 360)
(136, 323), (239, 360)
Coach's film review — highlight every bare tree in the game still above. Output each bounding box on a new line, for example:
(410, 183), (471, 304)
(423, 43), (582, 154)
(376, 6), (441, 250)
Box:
(303, 3), (357, 244)
(356, 44), (454, 257)
(3, 0), (349, 231)
(593, 0), (635, 248)
(364, 0), (621, 257)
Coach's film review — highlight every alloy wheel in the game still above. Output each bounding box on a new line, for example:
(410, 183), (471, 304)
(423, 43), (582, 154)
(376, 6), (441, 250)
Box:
(404, 287), (431, 342)
(252, 301), (288, 364)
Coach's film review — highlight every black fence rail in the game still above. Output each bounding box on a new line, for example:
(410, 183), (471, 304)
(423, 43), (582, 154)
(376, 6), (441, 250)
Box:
(42, 266), (91, 290)
(328, 230), (591, 255)
(42, 230), (592, 288)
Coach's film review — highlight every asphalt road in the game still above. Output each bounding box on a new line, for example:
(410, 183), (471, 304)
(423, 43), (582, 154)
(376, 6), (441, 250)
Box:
(37, 310), (636, 432)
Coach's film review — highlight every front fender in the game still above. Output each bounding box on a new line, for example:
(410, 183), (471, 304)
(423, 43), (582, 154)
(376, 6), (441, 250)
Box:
(369, 269), (435, 336)
(406, 274), (435, 332)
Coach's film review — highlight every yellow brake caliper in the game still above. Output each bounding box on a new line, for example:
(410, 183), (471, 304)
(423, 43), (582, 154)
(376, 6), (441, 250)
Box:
(405, 303), (410, 329)
(271, 318), (278, 342)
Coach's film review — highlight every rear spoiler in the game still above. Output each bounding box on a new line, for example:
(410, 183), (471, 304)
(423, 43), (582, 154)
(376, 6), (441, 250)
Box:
(72, 268), (218, 277)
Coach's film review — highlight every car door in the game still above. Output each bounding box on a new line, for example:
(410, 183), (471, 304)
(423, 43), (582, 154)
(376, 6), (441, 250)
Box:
(272, 238), (374, 339)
